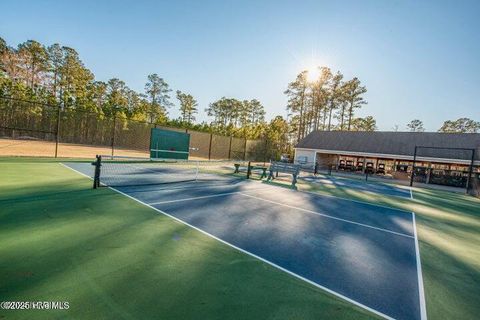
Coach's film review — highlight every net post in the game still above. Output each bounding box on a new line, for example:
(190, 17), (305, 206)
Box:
(247, 161), (252, 179)
(92, 155), (102, 189)
(410, 146), (417, 187)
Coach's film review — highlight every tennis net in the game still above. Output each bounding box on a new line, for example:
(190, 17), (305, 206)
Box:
(92, 155), (248, 188)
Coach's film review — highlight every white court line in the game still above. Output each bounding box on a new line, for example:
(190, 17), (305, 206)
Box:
(239, 192), (414, 239)
(64, 162), (428, 319)
(298, 187), (412, 214)
(112, 187), (395, 320)
(148, 188), (265, 205)
(66, 160), (409, 214)
(410, 188), (414, 200)
(61, 163), (395, 320)
(60, 162), (413, 239)
(60, 163), (95, 180)
(119, 180), (253, 193)
(303, 176), (412, 200)
(297, 177), (413, 213)
(61, 162), (396, 319)
(412, 212), (428, 320)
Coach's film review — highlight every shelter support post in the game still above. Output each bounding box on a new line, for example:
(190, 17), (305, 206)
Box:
(466, 149), (476, 194)
(410, 146), (418, 187)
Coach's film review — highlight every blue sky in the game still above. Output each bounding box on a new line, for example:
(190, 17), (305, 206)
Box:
(1, 0), (479, 131)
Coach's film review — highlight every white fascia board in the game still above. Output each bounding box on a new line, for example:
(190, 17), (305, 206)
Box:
(294, 147), (479, 166)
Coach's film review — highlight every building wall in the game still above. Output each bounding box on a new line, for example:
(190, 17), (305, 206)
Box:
(294, 148), (316, 166)
(316, 153), (337, 168)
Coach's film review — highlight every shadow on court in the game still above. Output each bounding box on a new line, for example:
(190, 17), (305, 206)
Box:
(65, 162), (423, 320)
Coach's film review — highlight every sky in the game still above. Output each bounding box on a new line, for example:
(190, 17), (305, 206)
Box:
(1, 0), (479, 131)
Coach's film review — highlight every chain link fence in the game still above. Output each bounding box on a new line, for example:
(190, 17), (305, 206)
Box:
(0, 96), (272, 161)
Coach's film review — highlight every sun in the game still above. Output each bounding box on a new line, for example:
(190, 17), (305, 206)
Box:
(307, 66), (320, 82)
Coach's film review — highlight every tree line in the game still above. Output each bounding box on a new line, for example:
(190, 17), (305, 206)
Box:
(284, 67), (375, 143)
(0, 37), (292, 156)
(403, 118), (480, 133)
(1, 36), (477, 158)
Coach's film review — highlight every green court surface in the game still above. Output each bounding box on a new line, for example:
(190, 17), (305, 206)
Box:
(0, 159), (377, 320)
(1, 158), (479, 319)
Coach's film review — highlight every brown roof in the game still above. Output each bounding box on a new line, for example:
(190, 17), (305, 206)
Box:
(296, 131), (480, 161)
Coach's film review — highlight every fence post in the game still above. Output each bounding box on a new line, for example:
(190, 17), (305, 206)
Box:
(111, 115), (116, 157)
(243, 137), (247, 161)
(54, 103), (61, 158)
(263, 138), (268, 165)
(208, 133), (213, 160)
(228, 136), (233, 160)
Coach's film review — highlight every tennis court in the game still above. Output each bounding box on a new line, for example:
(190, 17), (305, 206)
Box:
(65, 159), (425, 320)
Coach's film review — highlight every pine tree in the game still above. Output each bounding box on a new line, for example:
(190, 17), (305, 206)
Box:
(326, 71), (344, 131)
(145, 74), (172, 123)
(176, 90), (198, 124)
(438, 118), (480, 133)
(285, 71), (309, 142)
(343, 77), (367, 131)
(407, 119), (425, 132)
(17, 40), (48, 90)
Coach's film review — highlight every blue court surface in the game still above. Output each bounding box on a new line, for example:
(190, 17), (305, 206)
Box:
(65, 162), (424, 320)
(301, 174), (412, 199)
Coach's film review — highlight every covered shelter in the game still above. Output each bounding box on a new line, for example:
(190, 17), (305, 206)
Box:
(294, 131), (480, 192)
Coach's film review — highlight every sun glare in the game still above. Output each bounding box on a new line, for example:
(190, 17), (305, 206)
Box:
(307, 66), (320, 82)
